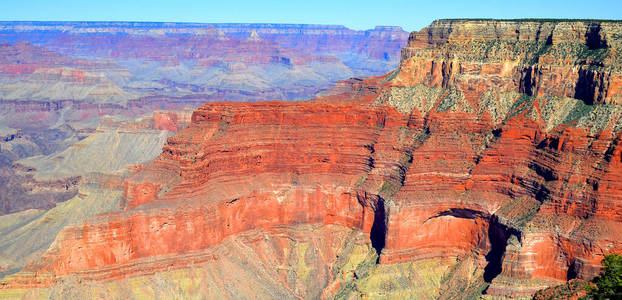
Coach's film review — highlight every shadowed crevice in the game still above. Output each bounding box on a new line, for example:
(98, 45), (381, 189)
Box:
(483, 216), (521, 284)
(370, 199), (386, 263)
(585, 24), (607, 49)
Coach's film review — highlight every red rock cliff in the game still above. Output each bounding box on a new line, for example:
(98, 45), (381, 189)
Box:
(2, 20), (622, 299)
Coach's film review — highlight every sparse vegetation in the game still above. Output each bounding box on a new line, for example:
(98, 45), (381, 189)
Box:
(532, 279), (590, 300)
(385, 85), (446, 114)
(543, 42), (612, 68)
(564, 100), (595, 125)
(378, 181), (399, 199)
(437, 89), (464, 112)
(353, 174), (367, 189)
(495, 197), (541, 229)
(382, 66), (401, 83)
(507, 94), (535, 120)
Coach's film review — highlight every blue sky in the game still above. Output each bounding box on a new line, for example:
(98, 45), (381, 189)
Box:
(1, 0), (621, 31)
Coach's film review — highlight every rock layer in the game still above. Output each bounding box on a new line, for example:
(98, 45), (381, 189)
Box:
(402, 19), (622, 105)
(2, 19), (622, 299)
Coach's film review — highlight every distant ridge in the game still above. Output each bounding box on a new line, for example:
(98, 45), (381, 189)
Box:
(0, 21), (351, 30)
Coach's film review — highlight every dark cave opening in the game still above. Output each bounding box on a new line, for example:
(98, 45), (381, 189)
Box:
(483, 217), (511, 283)
(370, 199), (386, 263)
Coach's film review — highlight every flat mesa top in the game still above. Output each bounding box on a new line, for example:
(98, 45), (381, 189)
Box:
(437, 18), (622, 23)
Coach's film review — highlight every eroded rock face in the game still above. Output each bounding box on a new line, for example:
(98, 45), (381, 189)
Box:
(2, 19), (622, 299)
(401, 19), (622, 105)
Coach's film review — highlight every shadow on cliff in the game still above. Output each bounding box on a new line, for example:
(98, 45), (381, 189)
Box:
(370, 199), (386, 263)
(483, 216), (522, 283)
(483, 217), (510, 283)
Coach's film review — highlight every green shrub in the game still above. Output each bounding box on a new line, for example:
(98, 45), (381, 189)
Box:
(587, 253), (622, 299)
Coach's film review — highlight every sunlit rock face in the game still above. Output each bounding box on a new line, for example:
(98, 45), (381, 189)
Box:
(0, 22), (408, 277)
(400, 20), (622, 105)
(2, 19), (622, 299)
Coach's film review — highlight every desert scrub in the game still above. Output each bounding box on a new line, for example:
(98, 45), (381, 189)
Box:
(437, 89), (469, 112)
(437, 40), (552, 64)
(507, 93), (535, 119)
(385, 85), (446, 114)
(563, 99), (595, 124)
(538, 97), (587, 131)
(478, 90), (521, 124)
(414, 128), (430, 144)
(576, 104), (622, 134)
(541, 42), (614, 69)
(353, 174), (368, 189)
(495, 197), (541, 229)
(378, 181), (400, 199)
(382, 66), (400, 83)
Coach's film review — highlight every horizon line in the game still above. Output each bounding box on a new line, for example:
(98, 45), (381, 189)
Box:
(0, 20), (408, 31)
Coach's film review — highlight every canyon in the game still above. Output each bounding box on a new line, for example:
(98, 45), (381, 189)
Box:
(0, 22), (407, 103)
(1, 19), (622, 299)
(0, 22), (407, 216)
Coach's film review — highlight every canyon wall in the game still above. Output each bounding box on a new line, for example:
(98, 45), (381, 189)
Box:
(1, 19), (622, 299)
(0, 22), (407, 232)
(401, 19), (622, 105)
